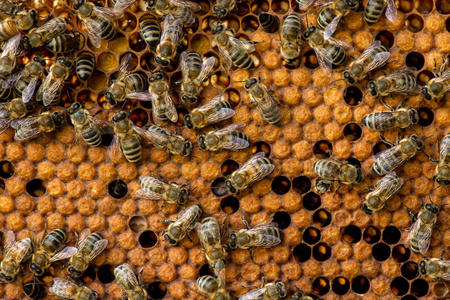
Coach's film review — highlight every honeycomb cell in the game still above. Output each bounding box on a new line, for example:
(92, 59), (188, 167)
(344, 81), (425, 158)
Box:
(312, 277), (330, 296)
(0, 161), (14, 178)
(373, 141), (391, 156)
(139, 230), (158, 249)
(272, 211), (291, 229)
(220, 196), (239, 214)
(129, 32), (147, 52)
(313, 140), (332, 158)
(271, 176), (291, 195)
(437, 0), (450, 14)
(303, 227), (321, 245)
(433, 282), (449, 298)
(191, 34), (210, 53)
(405, 52), (424, 70)
(363, 226), (381, 244)
(392, 245), (411, 262)
(343, 225), (362, 244)
(252, 141), (271, 157)
(292, 176), (311, 194)
(313, 209), (331, 228)
(313, 243), (331, 262)
(406, 14), (424, 33)
(88, 71), (107, 91)
(242, 15), (259, 33)
(417, 107), (434, 126)
(382, 226), (401, 244)
(343, 123), (362, 141)
(401, 261), (419, 280)
(352, 275), (370, 294)
(410, 279), (428, 297)
(332, 277), (350, 295)
(344, 87), (363, 106)
(303, 192), (321, 211)
(97, 52), (117, 72)
(303, 50), (319, 69)
(376, 30), (395, 48)
(391, 277), (409, 296)
(128, 215), (148, 233)
(417, 70), (434, 86)
(26, 179), (46, 197)
(221, 160), (239, 177)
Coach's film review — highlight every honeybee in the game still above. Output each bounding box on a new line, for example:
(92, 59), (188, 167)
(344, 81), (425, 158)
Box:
(0, 230), (32, 282)
(14, 56), (46, 102)
(67, 229), (108, 278)
(136, 174), (189, 206)
(280, 13), (301, 65)
(12, 111), (65, 141)
(0, 97), (35, 134)
(0, 0), (24, 15)
(213, 0), (235, 19)
(184, 94), (235, 129)
(361, 172), (403, 215)
(21, 17), (68, 50)
(371, 135), (423, 176)
(314, 159), (363, 193)
(23, 280), (45, 299)
(361, 102), (419, 131)
(180, 51), (217, 104)
(239, 275), (287, 300)
(144, 124), (192, 156)
(259, 13), (279, 34)
(49, 277), (98, 300)
(342, 40), (390, 84)
(139, 14), (160, 50)
(0, 33), (21, 78)
(422, 59), (450, 103)
(76, 52), (95, 82)
(405, 201), (439, 255)
(73, 0), (119, 48)
(317, 0), (360, 39)
(365, 0), (398, 25)
(302, 26), (352, 75)
(0, 9), (38, 41)
(433, 133), (450, 188)
(229, 216), (282, 260)
(47, 31), (85, 53)
(199, 122), (250, 152)
(419, 256), (450, 281)
(146, 0), (201, 26)
(368, 68), (419, 99)
(226, 152), (274, 195)
(196, 274), (230, 300)
(244, 77), (281, 125)
(154, 15), (183, 67)
(211, 22), (256, 77)
(289, 288), (314, 300)
(30, 228), (78, 276)
(296, 0), (316, 10)
(196, 216), (227, 276)
(114, 263), (148, 300)
(161, 204), (202, 246)
(36, 57), (74, 106)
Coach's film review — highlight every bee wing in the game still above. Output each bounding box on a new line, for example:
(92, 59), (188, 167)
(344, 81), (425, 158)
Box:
(89, 115), (115, 134)
(323, 13), (343, 40)
(35, 18), (68, 41)
(0, 104), (12, 134)
(366, 51), (390, 72)
(133, 124), (169, 146)
(113, 0), (136, 15)
(116, 53), (133, 82)
(164, 92), (178, 123)
(93, 5), (121, 20)
(128, 91), (155, 102)
(2, 72), (21, 89)
(76, 229), (91, 248)
(228, 36), (256, 53)
(87, 239), (108, 260)
(2, 33), (21, 59)
(83, 18), (103, 49)
(438, 68), (450, 83)
(50, 278), (78, 298)
(3, 230), (15, 252)
(251, 222), (279, 229)
(417, 224), (432, 254)
(180, 52), (189, 79)
(207, 107), (235, 124)
(239, 288), (266, 300)
(169, 0), (202, 12)
(385, 0), (398, 23)
(197, 56), (217, 83)
(115, 264), (141, 292)
(12, 116), (42, 141)
(106, 132), (122, 160)
(375, 172), (403, 198)
(50, 246), (78, 262)
(22, 77), (38, 103)
(135, 176), (166, 200)
(298, 0), (316, 10)
(326, 35), (353, 52)
(438, 260), (450, 280)
(42, 77), (63, 106)
(216, 122), (245, 134)
(161, 15), (183, 46)
(151, 98), (163, 126)
(388, 68), (420, 93)
(253, 234), (281, 247)
(222, 136), (250, 150)
(440, 134), (450, 160)
(218, 47), (232, 77)
(313, 46), (332, 76)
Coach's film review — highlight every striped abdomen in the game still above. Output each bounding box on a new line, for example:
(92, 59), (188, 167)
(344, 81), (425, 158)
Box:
(42, 229), (67, 254)
(229, 47), (254, 70)
(8, 238), (32, 262)
(81, 126), (102, 147)
(185, 52), (202, 79)
(257, 97), (281, 125)
(1, 86), (13, 100)
(410, 225), (428, 254)
(23, 281), (45, 299)
(281, 13), (301, 41)
(140, 176), (165, 195)
(222, 132), (250, 146)
(324, 43), (347, 66)
(98, 19), (116, 41)
(76, 52), (95, 82)
(174, 7), (196, 26)
(125, 74), (148, 93)
(121, 135), (142, 164)
(47, 32), (85, 53)
(145, 124), (170, 148)
(140, 15), (160, 50)
(314, 160), (341, 180)
(440, 134), (450, 163)
(0, 20), (17, 41)
(365, 0), (386, 25)
(200, 217), (221, 245)
(365, 44), (389, 64)
(371, 148), (406, 176)
(394, 73), (417, 93)
(361, 111), (396, 130)
(36, 84), (61, 106)
(79, 233), (103, 255)
(318, 6), (338, 29)
(253, 227), (283, 246)
(259, 13), (279, 33)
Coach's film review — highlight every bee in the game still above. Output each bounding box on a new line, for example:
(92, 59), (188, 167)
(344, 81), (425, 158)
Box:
(114, 263), (148, 300)
(196, 217), (227, 276)
(211, 22), (256, 77)
(179, 51), (217, 104)
(0, 33), (21, 78)
(144, 124), (192, 156)
(244, 77), (281, 125)
(36, 57), (74, 106)
(289, 288), (314, 300)
(0, 9), (38, 41)
(226, 152), (274, 194)
(184, 94), (235, 129)
(47, 31), (85, 53)
(405, 201), (439, 255)
(154, 15), (183, 67)
(23, 280), (45, 299)
(161, 204), (202, 246)
(198, 122), (250, 152)
(73, 0), (118, 48)
(136, 174), (189, 206)
(0, 0), (24, 15)
(213, 0), (236, 19)
(30, 228), (78, 276)
(419, 255), (450, 281)
(239, 274), (287, 300)
(314, 159), (363, 193)
(361, 172), (404, 215)
(317, 0), (360, 39)
(14, 56), (47, 102)
(49, 277), (98, 300)
(280, 13), (302, 65)
(258, 13), (279, 33)
(21, 17), (68, 50)
(146, 0), (201, 26)
(431, 133), (450, 188)
(368, 68), (419, 99)
(371, 135), (423, 176)
(229, 216), (283, 260)
(0, 230), (32, 282)
(139, 14), (160, 50)
(0, 97), (35, 134)
(365, 0), (398, 25)
(76, 52), (95, 82)
(296, 0), (316, 11)
(361, 102), (419, 131)
(422, 59), (450, 103)
(196, 274), (230, 300)
(67, 229), (108, 278)
(342, 40), (390, 84)
(12, 110), (65, 141)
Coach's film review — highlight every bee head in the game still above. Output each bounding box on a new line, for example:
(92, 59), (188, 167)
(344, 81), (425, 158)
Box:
(52, 112), (65, 127)
(245, 78), (258, 89)
(436, 176), (450, 186)
(0, 272), (13, 282)
(105, 91), (117, 106)
(409, 109), (419, 124)
(112, 111), (127, 123)
(425, 203), (438, 214)
(419, 260), (427, 274)
(198, 135), (207, 150)
(225, 180), (236, 194)
(73, 0), (85, 10)
(182, 95), (197, 104)
(368, 81), (378, 96)
(89, 291), (98, 300)
(30, 263), (43, 276)
(275, 281), (287, 297)
(361, 203), (373, 215)
(211, 23), (225, 35)
(228, 232), (237, 249)
(68, 266), (82, 277)
(68, 102), (81, 115)
(155, 56), (170, 67)
(213, 6), (228, 19)
(178, 188), (188, 205)
(34, 56), (46, 66)
(343, 71), (355, 84)
(184, 114), (193, 129)
(147, 0), (155, 8)
(410, 135), (423, 148)
(21, 36), (31, 49)
(182, 141), (192, 156)
(347, 0), (359, 7)
(421, 86), (432, 100)
(301, 26), (316, 41)
(162, 231), (177, 246)
(26, 102), (35, 112)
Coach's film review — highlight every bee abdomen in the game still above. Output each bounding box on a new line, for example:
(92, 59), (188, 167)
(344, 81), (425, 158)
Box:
(281, 14), (301, 39)
(47, 32), (85, 53)
(318, 7), (336, 29)
(186, 51), (202, 78)
(259, 101), (281, 125)
(229, 48), (255, 70)
(1, 86), (13, 100)
(122, 137), (142, 164)
(224, 132), (250, 144)
(396, 74), (417, 92)
(42, 229), (67, 253)
(0, 21), (17, 41)
(175, 7), (196, 26)
(364, 0), (386, 24)
(80, 233), (103, 254)
(259, 13), (279, 33)
(99, 20), (116, 41)
(140, 15), (160, 50)
(76, 52), (95, 82)
(82, 127), (102, 147)
(325, 44), (347, 66)
(361, 112), (395, 130)
(125, 74), (148, 92)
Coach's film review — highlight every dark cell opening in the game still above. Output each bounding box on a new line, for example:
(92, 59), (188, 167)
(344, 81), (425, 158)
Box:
(352, 276), (370, 294)
(447, 16), (450, 32)
(271, 176), (291, 195)
(251, 0), (269, 14)
(313, 243), (331, 261)
(401, 261), (419, 280)
(303, 50), (319, 69)
(405, 52), (425, 70)
(382, 226), (401, 244)
(303, 192), (321, 210)
(344, 86), (363, 106)
(81, 265), (97, 283)
(293, 244), (311, 262)
(406, 14), (424, 33)
(139, 230), (158, 248)
(227, 89), (241, 106)
(372, 242), (390, 261)
(252, 141), (271, 157)
(343, 123), (362, 141)
(417, 70), (434, 86)
(346, 157), (362, 169)
(398, 0), (413, 13)
(332, 277), (350, 295)
(148, 282), (166, 300)
(433, 283), (448, 298)
(313, 140), (332, 158)
(0, 161), (14, 178)
(313, 209), (331, 228)
(376, 30), (395, 49)
(392, 245), (411, 262)
(221, 160), (239, 177)
(410, 279), (429, 297)
(220, 196), (240, 214)
(100, 133), (114, 147)
(363, 226), (381, 244)
(130, 109), (148, 128)
(400, 296), (418, 300)
(303, 227), (321, 245)
(129, 215), (148, 233)
(417, 0), (433, 13)
(272, 211), (291, 229)
(242, 15), (259, 33)
(129, 32), (147, 52)
(373, 141), (392, 156)
(98, 265), (115, 284)
(437, 0), (450, 14)
(271, 0), (289, 14)
(175, 108), (189, 127)
(211, 177), (228, 197)
(199, 264), (215, 276)
(292, 176), (311, 194)
(343, 225), (362, 244)
(26, 179), (46, 197)
(312, 277), (330, 296)
(417, 107), (434, 127)
(391, 277), (409, 296)
(108, 179), (128, 199)
(237, 1), (251, 15)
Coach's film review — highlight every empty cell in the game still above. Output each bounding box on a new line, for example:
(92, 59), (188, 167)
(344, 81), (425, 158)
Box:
(129, 215), (148, 233)
(401, 261), (419, 280)
(292, 176), (311, 194)
(332, 277), (350, 295)
(392, 245), (411, 262)
(313, 243), (331, 262)
(98, 265), (115, 284)
(303, 227), (321, 245)
(417, 107), (434, 126)
(272, 211), (291, 229)
(391, 277), (409, 296)
(271, 176), (291, 195)
(220, 196), (240, 214)
(410, 279), (429, 297)
(313, 140), (332, 158)
(398, 0), (414, 13)
(139, 230), (158, 249)
(81, 265), (96, 283)
(344, 87), (363, 106)
(242, 15), (259, 33)
(343, 225), (362, 244)
(26, 179), (46, 197)
(199, 264), (215, 276)
(352, 276), (370, 294)
(130, 109), (149, 128)
(312, 277), (330, 296)
(221, 160), (239, 177)
(108, 180), (128, 199)
(148, 282), (167, 300)
(405, 52), (424, 70)
(303, 50), (319, 69)
(417, 0), (433, 13)
(363, 226), (381, 244)
(343, 123), (362, 141)
(313, 209), (331, 228)
(372, 242), (390, 261)
(252, 141), (271, 157)
(0, 161), (14, 178)
(417, 70), (434, 86)
(406, 14), (424, 33)
(376, 31), (395, 49)
(373, 141), (392, 156)
(437, 0), (450, 14)
(382, 226), (401, 244)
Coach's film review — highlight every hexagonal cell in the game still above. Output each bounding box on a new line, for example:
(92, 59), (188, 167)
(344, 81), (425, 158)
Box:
(376, 30), (395, 49)
(101, 133), (114, 147)
(401, 261), (419, 280)
(211, 72), (230, 90)
(251, 0), (270, 13)
(312, 277), (330, 296)
(242, 15), (259, 33)
(417, 0), (433, 13)
(138, 230), (158, 249)
(437, 0), (450, 14)
(130, 109), (149, 128)
(211, 177), (228, 197)
(382, 226), (401, 244)
(417, 107), (434, 126)
(119, 52), (138, 71)
(0, 161), (14, 178)
(227, 89), (241, 106)
(221, 160), (239, 177)
(191, 34), (210, 54)
(87, 71), (107, 91)
(81, 265), (96, 283)
(26, 179), (46, 197)
(272, 211), (291, 229)
(363, 226), (381, 244)
(98, 265), (115, 284)
(129, 32), (148, 52)
(332, 277), (350, 295)
(343, 225), (362, 244)
(391, 277), (409, 296)
(303, 192), (321, 210)
(346, 157), (361, 169)
(372, 242), (390, 261)
(108, 179), (128, 199)
(252, 141), (271, 157)
(406, 14), (424, 33)
(411, 279), (429, 297)
(344, 86), (363, 106)
(292, 176), (311, 194)
(417, 70), (434, 86)
(97, 52), (118, 72)
(148, 282), (166, 300)
(235, 1), (250, 16)
(198, 0), (210, 14)
(352, 276), (370, 294)
(129, 215), (148, 233)
(23, 280), (45, 299)
(343, 123), (362, 141)
(398, 0), (414, 13)
(303, 50), (319, 69)
(108, 33), (128, 52)
(313, 209), (331, 228)
(433, 283), (449, 298)
(220, 196), (239, 214)
(313, 140), (332, 158)
(406, 52), (425, 70)
(271, 176), (291, 195)
(392, 244), (411, 262)
(199, 264), (215, 276)
(117, 12), (137, 32)
(271, 0), (289, 14)
(373, 141), (392, 156)
(250, 51), (262, 69)
(303, 227), (321, 245)
(258, 13), (280, 33)
(225, 17), (240, 32)
(313, 243), (331, 262)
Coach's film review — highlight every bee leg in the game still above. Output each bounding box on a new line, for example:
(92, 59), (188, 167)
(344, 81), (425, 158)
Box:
(261, 271), (266, 288)
(379, 134), (395, 147)
(249, 247), (255, 262)
(406, 206), (417, 222)
(441, 250), (445, 260)
(381, 98), (394, 111)
(186, 232), (193, 243)
(242, 215), (250, 229)
(434, 59), (439, 77)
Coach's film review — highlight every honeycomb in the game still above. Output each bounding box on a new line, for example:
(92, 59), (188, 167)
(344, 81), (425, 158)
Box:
(1, 0), (450, 299)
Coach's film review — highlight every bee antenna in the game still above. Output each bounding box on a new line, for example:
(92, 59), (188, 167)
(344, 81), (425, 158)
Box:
(331, 78), (346, 85)
(120, 99), (129, 110)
